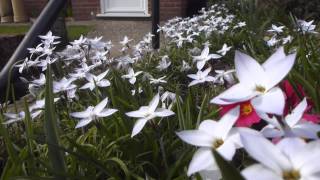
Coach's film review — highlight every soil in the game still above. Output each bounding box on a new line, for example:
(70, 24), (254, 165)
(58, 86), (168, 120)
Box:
(0, 35), (24, 71)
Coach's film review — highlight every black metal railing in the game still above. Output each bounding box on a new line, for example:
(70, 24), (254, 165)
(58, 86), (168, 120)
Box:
(152, 0), (160, 49)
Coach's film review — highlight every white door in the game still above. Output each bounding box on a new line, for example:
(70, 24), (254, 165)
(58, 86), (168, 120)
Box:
(100, 0), (149, 17)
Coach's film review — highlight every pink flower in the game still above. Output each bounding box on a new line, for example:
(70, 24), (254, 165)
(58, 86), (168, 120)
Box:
(220, 101), (260, 127)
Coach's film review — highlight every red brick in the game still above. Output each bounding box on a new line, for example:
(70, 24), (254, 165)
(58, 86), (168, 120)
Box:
(24, 0), (188, 21)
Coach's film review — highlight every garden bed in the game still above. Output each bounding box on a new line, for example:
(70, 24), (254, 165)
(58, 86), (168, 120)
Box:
(1, 1), (320, 180)
(0, 35), (24, 70)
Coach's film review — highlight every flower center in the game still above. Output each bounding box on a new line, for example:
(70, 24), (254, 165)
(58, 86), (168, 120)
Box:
(254, 85), (266, 93)
(212, 139), (224, 149)
(240, 102), (253, 116)
(283, 170), (301, 180)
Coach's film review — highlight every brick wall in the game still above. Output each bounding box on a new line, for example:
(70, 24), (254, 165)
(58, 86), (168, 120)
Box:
(160, 0), (188, 20)
(24, 0), (47, 17)
(71, 0), (100, 21)
(23, 0), (188, 21)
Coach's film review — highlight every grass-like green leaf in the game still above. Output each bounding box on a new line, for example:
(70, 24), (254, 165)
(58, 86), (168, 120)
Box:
(44, 65), (67, 179)
(212, 150), (245, 180)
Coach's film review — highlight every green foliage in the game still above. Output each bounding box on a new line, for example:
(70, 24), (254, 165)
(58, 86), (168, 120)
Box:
(44, 65), (67, 179)
(212, 150), (245, 180)
(0, 25), (92, 40)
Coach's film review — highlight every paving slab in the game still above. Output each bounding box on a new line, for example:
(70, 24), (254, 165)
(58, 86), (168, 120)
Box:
(86, 19), (153, 56)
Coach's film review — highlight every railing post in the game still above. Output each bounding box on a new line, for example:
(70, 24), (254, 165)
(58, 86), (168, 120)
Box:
(152, 0), (160, 49)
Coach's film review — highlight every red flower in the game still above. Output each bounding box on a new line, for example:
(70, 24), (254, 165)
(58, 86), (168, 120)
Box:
(220, 101), (260, 127)
(281, 80), (320, 123)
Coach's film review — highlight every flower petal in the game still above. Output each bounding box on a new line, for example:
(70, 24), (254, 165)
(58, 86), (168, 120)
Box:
(187, 74), (198, 80)
(93, 97), (109, 114)
(257, 111), (282, 129)
(210, 83), (254, 105)
(213, 106), (240, 139)
(126, 109), (146, 118)
(97, 79), (111, 87)
(176, 130), (213, 147)
(154, 108), (175, 117)
(187, 147), (216, 176)
(240, 131), (292, 173)
(188, 80), (200, 87)
(242, 164), (282, 180)
(80, 82), (95, 91)
(235, 51), (268, 87)
(97, 109), (118, 117)
(199, 120), (218, 136)
(70, 109), (91, 119)
(205, 76), (216, 82)
(285, 98), (307, 127)
(97, 70), (109, 81)
(148, 94), (160, 113)
(276, 138), (306, 163)
(129, 77), (136, 84)
(261, 126), (283, 138)
(197, 60), (206, 70)
(292, 123), (320, 139)
(75, 118), (93, 128)
(199, 169), (221, 180)
(251, 87), (285, 115)
(216, 139), (236, 160)
(295, 140), (320, 173)
(264, 53), (296, 89)
(131, 118), (149, 137)
(262, 47), (286, 70)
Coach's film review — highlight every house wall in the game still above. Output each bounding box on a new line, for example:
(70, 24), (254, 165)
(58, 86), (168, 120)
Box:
(160, 0), (188, 20)
(71, 0), (100, 20)
(23, 0), (188, 21)
(24, 0), (47, 17)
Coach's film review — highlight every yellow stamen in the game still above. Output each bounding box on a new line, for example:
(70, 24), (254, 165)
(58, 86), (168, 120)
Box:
(241, 103), (253, 116)
(212, 139), (224, 149)
(283, 170), (300, 180)
(255, 85), (266, 93)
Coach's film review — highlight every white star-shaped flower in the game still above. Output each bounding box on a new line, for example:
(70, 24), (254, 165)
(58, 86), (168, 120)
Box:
(70, 97), (118, 128)
(121, 68), (143, 85)
(126, 94), (175, 137)
(241, 133), (320, 180)
(80, 70), (111, 91)
(120, 36), (133, 46)
(53, 77), (77, 94)
(188, 67), (215, 87)
(180, 60), (191, 72)
(177, 106), (241, 176)
(3, 110), (41, 125)
(211, 47), (296, 115)
(267, 24), (285, 33)
(39, 31), (60, 45)
(214, 69), (235, 85)
(217, 43), (231, 56)
(260, 98), (320, 140)
(150, 76), (167, 85)
(31, 73), (46, 87)
(297, 20), (317, 34)
(156, 55), (171, 71)
(193, 45), (221, 70)
(37, 57), (58, 71)
(15, 58), (39, 73)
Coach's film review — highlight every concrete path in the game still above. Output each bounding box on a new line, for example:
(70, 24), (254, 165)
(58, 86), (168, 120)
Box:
(85, 19), (153, 56)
